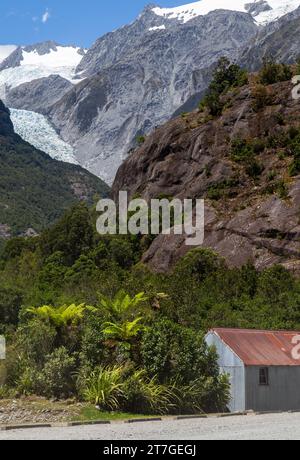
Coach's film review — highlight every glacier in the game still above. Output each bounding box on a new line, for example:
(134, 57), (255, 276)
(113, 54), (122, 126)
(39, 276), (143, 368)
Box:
(10, 108), (78, 165)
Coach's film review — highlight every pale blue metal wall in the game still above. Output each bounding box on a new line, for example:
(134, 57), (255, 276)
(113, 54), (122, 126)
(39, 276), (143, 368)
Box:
(205, 332), (245, 412)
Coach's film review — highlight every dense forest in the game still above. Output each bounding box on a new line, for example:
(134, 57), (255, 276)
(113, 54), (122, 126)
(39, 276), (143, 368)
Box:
(0, 201), (299, 413)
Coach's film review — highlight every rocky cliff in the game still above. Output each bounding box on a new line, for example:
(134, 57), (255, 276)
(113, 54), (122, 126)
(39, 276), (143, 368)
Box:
(112, 77), (300, 274)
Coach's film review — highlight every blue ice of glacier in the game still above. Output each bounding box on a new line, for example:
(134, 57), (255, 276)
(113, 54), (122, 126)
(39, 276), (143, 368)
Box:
(10, 108), (79, 165)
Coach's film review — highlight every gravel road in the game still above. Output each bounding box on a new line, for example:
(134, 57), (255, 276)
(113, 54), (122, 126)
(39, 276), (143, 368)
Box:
(0, 412), (300, 440)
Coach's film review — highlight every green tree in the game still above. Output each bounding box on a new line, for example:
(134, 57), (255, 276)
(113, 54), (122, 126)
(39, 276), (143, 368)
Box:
(39, 203), (95, 265)
(26, 304), (86, 328)
(200, 57), (248, 116)
(96, 291), (148, 319)
(103, 317), (145, 348)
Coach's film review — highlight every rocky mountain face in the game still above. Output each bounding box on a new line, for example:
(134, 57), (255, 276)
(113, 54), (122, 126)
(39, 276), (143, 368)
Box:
(240, 7), (300, 70)
(0, 101), (109, 238)
(6, 75), (72, 113)
(2, 1), (300, 185)
(47, 9), (257, 183)
(112, 78), (300, 274)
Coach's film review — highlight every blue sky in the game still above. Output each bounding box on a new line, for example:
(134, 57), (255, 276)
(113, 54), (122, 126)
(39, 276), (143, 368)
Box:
(0, 1), (191, 48)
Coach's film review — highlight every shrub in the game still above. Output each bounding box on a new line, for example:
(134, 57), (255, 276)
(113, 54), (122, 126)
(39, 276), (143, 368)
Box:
(258, 58), (292, 85)
(15, 365), (43, 396)
(207, 178), (239, 200)
(122, 369), (174, 415)
(201, 92), (223, 117)
(15, 318), (56, 366)
(40, 347), (77, 398)
(264, 180), (289, 199)
(80, 314), (110, 368)
(141, 319), (219, 384)
(231, 138), (254, 162)
(267, 170), (276, 181)
(276, 180), (289, 199)
(209, 57), (248, 95)
(245, 160), (264, 179)
(172, 374), (230, 414)
(252, 84), (272, 111)
(0, 287), (23, 327)
(0, 385), (16, 399)
(174, 248), (224, 282)
(199, 57), (248, 116)
(82, 366), (125, 410)
(108, 237), (139, 269)
(289, 157), (300, 176)
(136, 135), (145, 145)
(230, 138), (265, 178)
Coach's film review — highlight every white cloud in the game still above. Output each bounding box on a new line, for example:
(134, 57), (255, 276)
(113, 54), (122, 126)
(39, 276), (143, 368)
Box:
(42, 9), (51, 24)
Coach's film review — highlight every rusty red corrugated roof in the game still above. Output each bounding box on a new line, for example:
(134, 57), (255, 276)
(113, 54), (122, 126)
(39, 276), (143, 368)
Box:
(211, 328), (300, 366)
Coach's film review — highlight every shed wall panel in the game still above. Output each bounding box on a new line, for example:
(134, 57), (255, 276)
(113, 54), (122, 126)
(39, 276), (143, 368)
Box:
(246, 366), (300, 411)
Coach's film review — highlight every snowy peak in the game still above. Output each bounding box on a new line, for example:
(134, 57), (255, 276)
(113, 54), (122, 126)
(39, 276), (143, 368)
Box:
(0, 45), (17, 64)
(0, 41), (87, 94)
(0, 42), (86, 72)
(20, 44), (86, 69)
(152, 0), (300, 25)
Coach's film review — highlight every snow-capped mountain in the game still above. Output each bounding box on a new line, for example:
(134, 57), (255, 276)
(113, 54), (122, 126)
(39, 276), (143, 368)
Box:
(49, 0), (300, 183)
(151, 0), (300, 26)
(1, 1), (300, 185)
(0, 41), (86, 99)
(49, 8), (258, 184)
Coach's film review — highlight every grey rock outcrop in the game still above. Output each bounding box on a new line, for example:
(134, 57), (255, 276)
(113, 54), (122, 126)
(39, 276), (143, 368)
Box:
(6, 75), (73, 113)
(240, 6), (300, 70)
(245, 1), (272, 17)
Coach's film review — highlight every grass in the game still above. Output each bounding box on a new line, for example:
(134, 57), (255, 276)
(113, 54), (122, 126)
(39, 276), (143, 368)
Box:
(72, 405), (155, 422)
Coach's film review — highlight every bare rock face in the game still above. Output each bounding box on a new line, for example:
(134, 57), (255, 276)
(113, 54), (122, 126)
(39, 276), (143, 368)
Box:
(112, 80), (300, 273)
(245, 1), (272, 17)
(5, 75), (73, 114)
(240, 7), (300, 70)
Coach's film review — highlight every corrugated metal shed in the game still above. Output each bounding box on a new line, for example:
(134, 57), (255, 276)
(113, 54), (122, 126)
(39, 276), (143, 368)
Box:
(211, 328), (300, 366)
